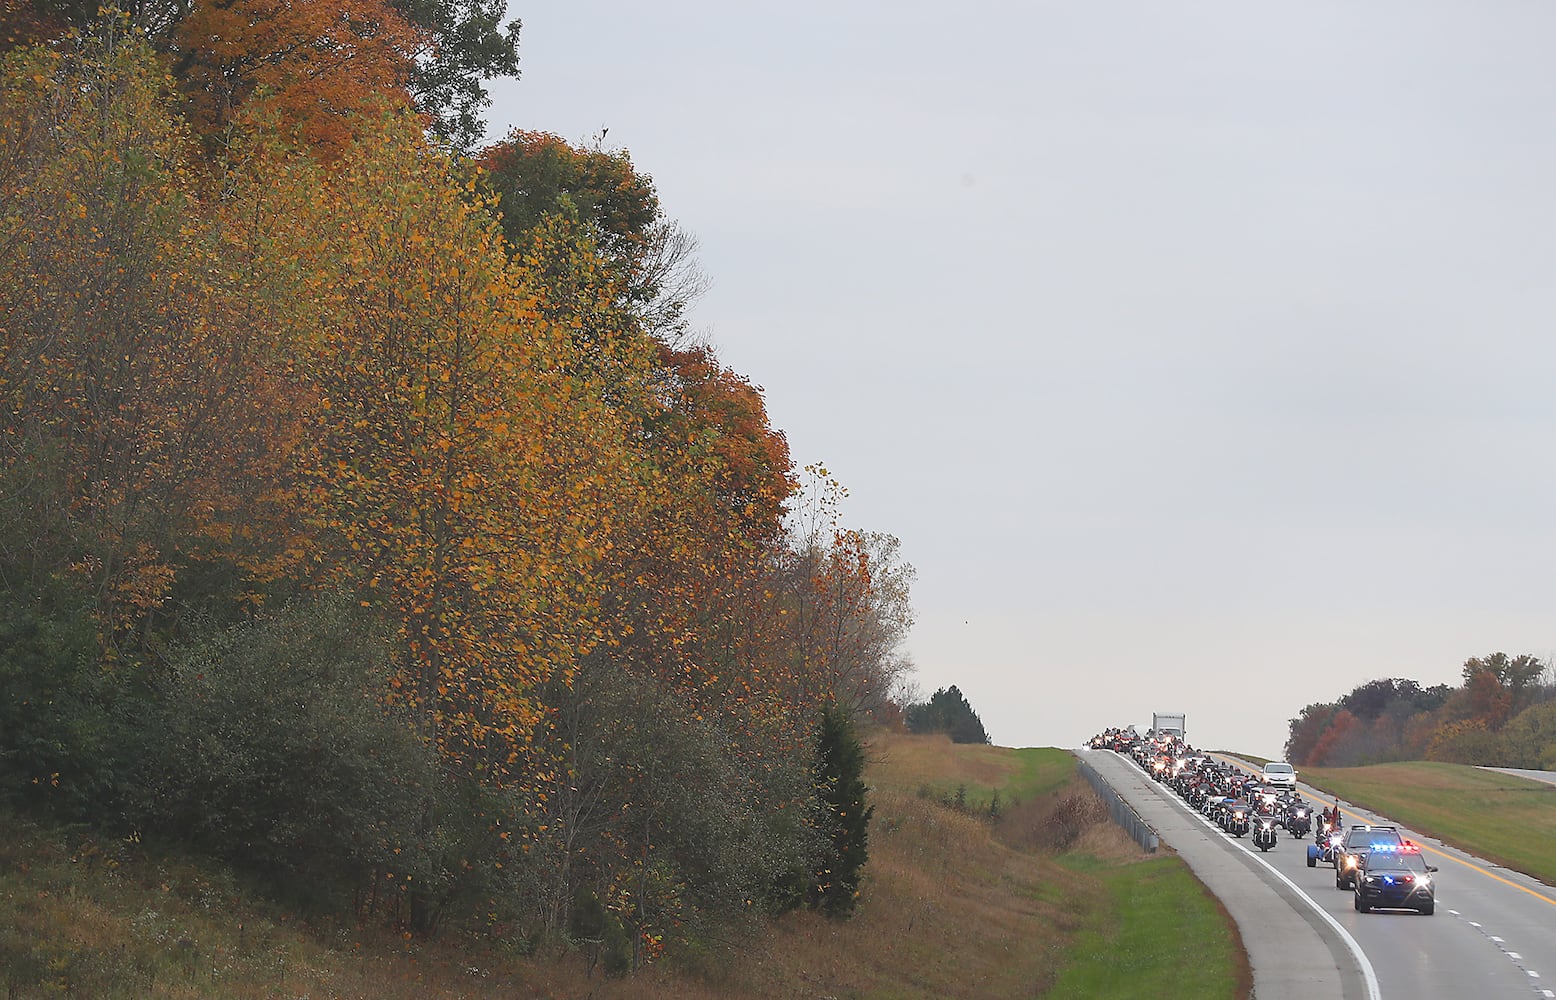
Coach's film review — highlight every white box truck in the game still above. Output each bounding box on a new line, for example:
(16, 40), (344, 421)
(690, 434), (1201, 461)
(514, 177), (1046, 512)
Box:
(1152, 712), (1186, 741)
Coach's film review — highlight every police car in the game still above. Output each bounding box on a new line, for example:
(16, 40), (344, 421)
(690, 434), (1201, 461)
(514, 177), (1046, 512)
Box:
(1353, 843), (1438, 915)
(1334, 824), (1406, 889)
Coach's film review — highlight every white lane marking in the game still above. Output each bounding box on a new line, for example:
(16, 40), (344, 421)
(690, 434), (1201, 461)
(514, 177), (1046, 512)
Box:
(1448, 909), (1460, 915)
(1491, 935), (1504, 942)
(1541, 990), (1553, 998)
(1529, 970), (1541, 978)
(1127, 757), (1381, 1000)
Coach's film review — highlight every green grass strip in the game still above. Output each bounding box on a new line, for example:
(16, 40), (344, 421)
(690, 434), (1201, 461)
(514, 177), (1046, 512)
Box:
(1004, 747), (1079, 800)
(1047, 855), (1239, 1000)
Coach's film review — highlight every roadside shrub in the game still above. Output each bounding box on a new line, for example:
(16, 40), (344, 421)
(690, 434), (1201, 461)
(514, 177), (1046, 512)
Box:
(0, 600), (131, 818)
(125, 597), (437, 910)
(522, 662), (820, 954)
(1039, 791), (1109, 851)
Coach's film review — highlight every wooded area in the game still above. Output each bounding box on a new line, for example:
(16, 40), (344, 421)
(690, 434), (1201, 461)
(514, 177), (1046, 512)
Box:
(1286, 653), (1556, 769)
(0, 7), (915, 971)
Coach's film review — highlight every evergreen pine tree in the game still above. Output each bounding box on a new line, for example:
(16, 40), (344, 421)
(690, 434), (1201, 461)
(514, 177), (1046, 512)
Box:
(905, 685), (991, 744)
(810, 704), (873, 917)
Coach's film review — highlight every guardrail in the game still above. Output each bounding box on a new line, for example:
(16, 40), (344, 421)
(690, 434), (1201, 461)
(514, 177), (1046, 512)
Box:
(1075, 755), (1159, 852)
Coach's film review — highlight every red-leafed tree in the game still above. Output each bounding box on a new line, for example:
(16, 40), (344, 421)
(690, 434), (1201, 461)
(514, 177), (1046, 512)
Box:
(1306, 709), (1361, 766)
(1285, 703), (1338, 766)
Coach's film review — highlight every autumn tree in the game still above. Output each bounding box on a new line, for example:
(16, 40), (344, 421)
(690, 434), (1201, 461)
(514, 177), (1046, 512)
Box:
(288, 110), (639, 786)
(1499, 700), (1556, 769)
(1285, 702), (1339, 765)
(1426, 719), (1501, 764)
(168, 0), (423, 159)
(478, 130), (708, 339)
(0, 22), (314, 657)
(13, 0), (517, 152)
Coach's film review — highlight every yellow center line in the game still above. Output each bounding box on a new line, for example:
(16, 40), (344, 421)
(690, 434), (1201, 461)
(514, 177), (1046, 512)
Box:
(1205, 752), (1556, 907)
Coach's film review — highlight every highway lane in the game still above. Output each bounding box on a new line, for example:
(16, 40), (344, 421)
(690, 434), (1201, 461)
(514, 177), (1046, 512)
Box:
(1088, 748), (1556, 999)
(1206, 752), (1556, 999)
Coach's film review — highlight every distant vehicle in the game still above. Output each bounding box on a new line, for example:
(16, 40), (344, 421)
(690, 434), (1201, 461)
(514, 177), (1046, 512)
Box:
(1152, 712), (1186, 740)
(1261, 761), (1297, 789)
(1353, 844), (1437, 915)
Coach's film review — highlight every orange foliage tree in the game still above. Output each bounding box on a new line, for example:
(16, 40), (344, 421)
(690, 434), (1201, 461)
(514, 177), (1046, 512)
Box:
(170, 0), (423, 159)
(279, 112), (637, 782)
(0, 24), (314, 654)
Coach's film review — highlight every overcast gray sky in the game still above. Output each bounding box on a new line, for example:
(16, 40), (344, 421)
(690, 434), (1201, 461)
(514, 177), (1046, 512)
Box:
(487, 2), (1556, 758)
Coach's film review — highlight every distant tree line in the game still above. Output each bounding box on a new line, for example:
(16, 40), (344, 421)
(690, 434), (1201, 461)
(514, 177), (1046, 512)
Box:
(1286, 653), (1556, 768)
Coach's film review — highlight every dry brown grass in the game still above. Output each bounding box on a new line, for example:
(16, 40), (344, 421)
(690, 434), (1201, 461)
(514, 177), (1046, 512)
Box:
(866, 730), (1022, 790)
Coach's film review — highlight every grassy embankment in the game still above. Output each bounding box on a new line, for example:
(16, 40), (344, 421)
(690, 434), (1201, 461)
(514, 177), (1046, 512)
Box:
(1298, 761), (1556, 885)
(1, 732), (1248, 999)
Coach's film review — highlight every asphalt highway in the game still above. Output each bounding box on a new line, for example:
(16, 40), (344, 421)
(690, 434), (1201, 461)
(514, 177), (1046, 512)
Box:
(1083, 748), (1556, 1000)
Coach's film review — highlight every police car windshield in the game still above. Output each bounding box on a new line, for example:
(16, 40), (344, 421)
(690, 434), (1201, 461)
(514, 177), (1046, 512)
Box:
(1365, 851), (1427, 873)
(1350, 829), (1403, 847)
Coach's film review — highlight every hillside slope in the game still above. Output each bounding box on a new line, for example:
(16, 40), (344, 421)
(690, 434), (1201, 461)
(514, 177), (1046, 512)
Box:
(1, 731), (1247, 998)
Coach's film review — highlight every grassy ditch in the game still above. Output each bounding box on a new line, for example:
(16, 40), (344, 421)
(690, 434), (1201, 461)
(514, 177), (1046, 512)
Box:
(1298, 761), (1556, 885)
(1046, 853), (1244, 1000)
(866, 733), (1247, 1000)
(1, 733), (1247, 999)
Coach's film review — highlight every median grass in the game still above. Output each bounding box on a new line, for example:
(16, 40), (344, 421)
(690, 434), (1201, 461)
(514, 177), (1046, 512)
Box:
(2, 732), (1248, 999)
(1047, 853), (1244, 1000)
(1299, 761), (1556, 885)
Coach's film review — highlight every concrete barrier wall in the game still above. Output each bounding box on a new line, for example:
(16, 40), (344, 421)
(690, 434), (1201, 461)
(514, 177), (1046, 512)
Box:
(1075, 755), (1160, 852)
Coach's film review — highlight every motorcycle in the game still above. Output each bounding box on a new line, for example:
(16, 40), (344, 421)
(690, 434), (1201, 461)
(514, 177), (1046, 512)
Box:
(1225, 805), (1250, 838)
(1285, 805), (1312, 838)
(1253, 815), (1278, 852)
(1307, 827), (1343, 868)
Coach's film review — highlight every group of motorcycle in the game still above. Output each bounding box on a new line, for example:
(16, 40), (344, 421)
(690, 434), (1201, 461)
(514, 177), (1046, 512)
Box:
(1088, 727), (1315, 853)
